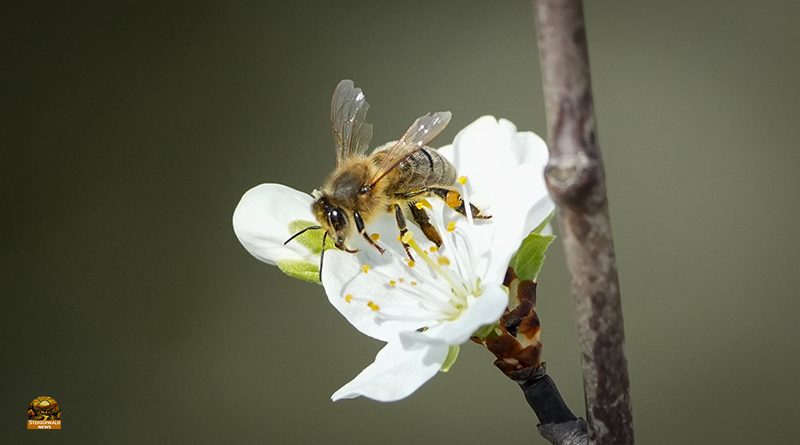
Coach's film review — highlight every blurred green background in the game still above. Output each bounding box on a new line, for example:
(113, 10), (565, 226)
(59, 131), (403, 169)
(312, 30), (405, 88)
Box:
(4, 0), (799, 443)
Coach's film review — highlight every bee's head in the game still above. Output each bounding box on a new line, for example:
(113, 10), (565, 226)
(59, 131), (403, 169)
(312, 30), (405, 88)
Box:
(312, 196), (352, 251)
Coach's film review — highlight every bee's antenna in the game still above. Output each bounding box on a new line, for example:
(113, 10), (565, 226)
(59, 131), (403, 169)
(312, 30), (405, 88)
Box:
(284, 225), (322, 245)
(319, 231), (328, 282)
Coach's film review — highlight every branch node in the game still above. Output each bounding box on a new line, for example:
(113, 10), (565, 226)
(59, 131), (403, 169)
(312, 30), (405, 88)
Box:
(544, 154), (604, 211)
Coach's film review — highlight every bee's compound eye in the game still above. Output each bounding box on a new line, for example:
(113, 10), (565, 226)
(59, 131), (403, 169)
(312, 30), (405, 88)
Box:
(328, 208), (347, 231)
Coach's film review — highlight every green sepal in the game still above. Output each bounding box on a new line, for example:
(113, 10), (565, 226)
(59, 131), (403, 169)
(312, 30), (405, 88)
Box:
(440, 345), (460, 372)
(509, 230), (555, 282)
(472, 322), (499, 340)
(288, 220), (333, 254)
(277, 259), (321, 285)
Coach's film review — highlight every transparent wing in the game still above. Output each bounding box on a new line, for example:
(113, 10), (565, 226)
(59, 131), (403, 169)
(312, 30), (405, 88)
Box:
(368, 111), (452, 187)
(331, 80), (373, 164)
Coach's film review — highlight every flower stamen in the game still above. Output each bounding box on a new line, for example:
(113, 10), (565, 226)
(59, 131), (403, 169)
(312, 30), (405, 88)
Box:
(401, 231), (466, 300)
(460, 180), (474, 226)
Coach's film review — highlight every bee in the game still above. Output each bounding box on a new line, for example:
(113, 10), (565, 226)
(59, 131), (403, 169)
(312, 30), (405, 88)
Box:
(286, 80), (489, 276)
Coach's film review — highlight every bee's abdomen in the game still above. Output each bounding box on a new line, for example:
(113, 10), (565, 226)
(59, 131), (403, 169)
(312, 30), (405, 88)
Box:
(389, 147), (457, 194)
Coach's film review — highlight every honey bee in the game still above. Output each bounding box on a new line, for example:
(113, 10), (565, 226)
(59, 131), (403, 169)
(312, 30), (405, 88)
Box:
(286, 80), (489, 275)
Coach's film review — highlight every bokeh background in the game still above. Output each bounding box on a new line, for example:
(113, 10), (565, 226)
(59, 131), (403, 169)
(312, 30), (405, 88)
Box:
(4, 0), (799, 443)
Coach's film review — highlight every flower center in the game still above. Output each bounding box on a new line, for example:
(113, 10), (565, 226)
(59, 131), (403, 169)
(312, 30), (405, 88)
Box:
(342, 178), (486, 323)
(401, 229), (482, 319)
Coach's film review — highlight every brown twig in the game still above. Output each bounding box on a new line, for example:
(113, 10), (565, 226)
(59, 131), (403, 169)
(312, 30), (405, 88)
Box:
(532, 1), (634, 444)
(476, 268), (588, 445)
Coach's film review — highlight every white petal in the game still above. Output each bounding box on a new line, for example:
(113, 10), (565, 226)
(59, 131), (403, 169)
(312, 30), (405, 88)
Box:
(438, 116), (554, 282)
(331, 336), (449, 402)
(510, 124), (549, 166)
(426, 284), (509, 345)
(322, 235), (447, 342)
(232, 183), (316, 265)
(446, 116), (517, 182)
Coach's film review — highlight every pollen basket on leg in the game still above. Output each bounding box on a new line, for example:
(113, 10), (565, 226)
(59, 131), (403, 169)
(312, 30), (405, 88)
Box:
(445, 191), (461, 209)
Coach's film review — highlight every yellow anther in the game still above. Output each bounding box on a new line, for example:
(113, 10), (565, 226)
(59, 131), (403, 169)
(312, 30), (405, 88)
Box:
(429, 246), (438, 253)
(367, 301), (380, 312)
(389, 280), (396, 287)
(370, 233), (380, 241)
(344, 294), (353, 303)
(410, 280), (418, 286)
(361, 264), (371, 273)
(407, 260), (416, 268)
(437, 256), (451, 266)
(401, 231), (414, 243)
(398, 277), (405, 282)
(415, 199), (432, 210)
(446, 221), (457, 232)
(457, 176), (468, 185)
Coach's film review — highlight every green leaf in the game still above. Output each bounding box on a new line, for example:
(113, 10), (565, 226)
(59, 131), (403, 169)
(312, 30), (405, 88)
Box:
(532, 211), (554, 234)
(287, 220), (333, 254)
(439, 345), (460, 372)
(277, 259), (321, 284)
(510, 231), (556, 281)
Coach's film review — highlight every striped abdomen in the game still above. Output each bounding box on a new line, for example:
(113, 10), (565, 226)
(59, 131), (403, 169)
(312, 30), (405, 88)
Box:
(379, 146), (457, 196)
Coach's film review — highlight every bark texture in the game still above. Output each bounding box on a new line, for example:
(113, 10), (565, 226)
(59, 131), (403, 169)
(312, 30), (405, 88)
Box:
(532, 1), (634, 443)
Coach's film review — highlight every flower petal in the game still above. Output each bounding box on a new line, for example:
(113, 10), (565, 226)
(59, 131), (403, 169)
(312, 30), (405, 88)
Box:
(442, 116), (517, 186)
(426, 284), (509, 345)
(438, 116), (554, 284)
(331, 336), (449, 402)
(322, 235), (446, 342)
(232, 183), (317, 265)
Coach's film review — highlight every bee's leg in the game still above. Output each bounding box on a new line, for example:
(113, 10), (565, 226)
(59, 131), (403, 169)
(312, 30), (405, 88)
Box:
(429, 188), (491, 219)
(408, 202), (443, 248)
(353, 210), (385, 254)
(393, 204), (414, 261)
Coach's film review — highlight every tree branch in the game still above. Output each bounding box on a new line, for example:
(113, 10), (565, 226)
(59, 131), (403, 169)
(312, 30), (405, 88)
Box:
(517, 366), (588, 445)
(532, 1), (634, 444)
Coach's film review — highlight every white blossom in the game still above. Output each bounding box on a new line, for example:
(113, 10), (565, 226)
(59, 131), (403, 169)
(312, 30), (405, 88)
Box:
(232, 116), (554, 401)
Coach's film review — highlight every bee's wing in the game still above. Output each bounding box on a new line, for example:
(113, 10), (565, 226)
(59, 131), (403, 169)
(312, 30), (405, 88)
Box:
(368, 111), (452, 187)
(331, 80), (373, 165)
